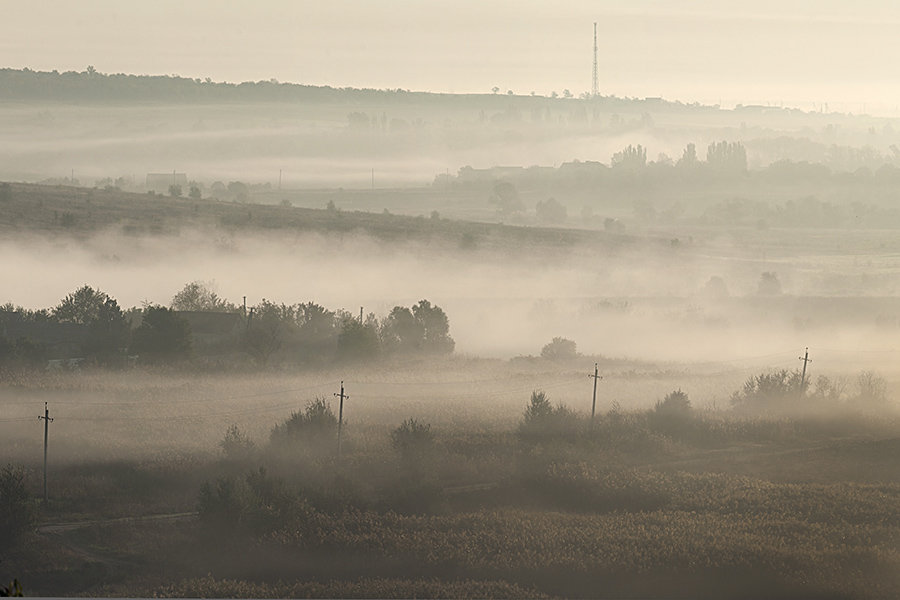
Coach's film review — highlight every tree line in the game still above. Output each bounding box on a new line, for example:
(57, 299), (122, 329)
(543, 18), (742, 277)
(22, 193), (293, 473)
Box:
(0, 282), (454, 369)
(443, 140), (900, 193)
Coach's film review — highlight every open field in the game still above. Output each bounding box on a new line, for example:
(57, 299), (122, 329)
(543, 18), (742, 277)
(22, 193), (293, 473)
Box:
(2, 360), (899, 598)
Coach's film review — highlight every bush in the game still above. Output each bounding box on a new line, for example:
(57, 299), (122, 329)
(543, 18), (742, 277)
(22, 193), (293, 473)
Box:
(270, 398), (338, 452)
(0, 465), (35, 546)
(198, 467), (310, 538)
(130, 305), (192, 363)
(654, 389), (692, 417)
(220, 424), (255, 462)
(390, 419), (436, 481)
(391, 418), (434, 461)
(731, 369), (804, 412)
(540, 337), (577, 360)
(855, 371), (888, 405)
(648, 389), (697, 441)
(519, 391), (580, 441)
(523, 390), (554, 423)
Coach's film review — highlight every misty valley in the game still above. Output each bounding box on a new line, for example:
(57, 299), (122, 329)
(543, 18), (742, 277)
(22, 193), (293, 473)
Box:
(1, 69), (900, 599)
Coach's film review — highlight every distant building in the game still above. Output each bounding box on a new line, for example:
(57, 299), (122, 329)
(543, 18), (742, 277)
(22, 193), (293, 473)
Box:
(146, 172), (188, 193)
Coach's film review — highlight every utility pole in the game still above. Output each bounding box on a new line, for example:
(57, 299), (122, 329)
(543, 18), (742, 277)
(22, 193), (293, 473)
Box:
(589, 363), (602, 421)
(38, 402), (53, 503)
(798, 347), (812, 394)
(359, 307), (363, 324)
(334, 381), (349, 458)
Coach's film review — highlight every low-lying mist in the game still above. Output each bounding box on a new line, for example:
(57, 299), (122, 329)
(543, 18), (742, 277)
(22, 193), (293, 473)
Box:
(4, 225), (899, 367)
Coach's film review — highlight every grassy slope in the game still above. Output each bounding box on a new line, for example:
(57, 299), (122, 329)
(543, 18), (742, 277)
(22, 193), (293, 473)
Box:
(0, 182), (634, 253)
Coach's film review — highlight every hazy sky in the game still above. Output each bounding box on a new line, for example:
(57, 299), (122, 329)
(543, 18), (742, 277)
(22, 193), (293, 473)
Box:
(3, 1), (900, 113)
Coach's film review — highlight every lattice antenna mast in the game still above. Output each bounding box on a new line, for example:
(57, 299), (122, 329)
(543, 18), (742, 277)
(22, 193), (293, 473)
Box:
(592, 22), (599, 97)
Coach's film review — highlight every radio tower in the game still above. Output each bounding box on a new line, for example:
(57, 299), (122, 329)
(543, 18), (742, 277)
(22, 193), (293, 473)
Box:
(591, 22), (599, 97)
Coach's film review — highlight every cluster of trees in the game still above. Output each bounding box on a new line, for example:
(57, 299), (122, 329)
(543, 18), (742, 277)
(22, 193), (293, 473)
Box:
(448, 140), (751, 195)
(0, 283), (455, 370)
(222, 400), (435, 471)
(487, 183), (568, 224)
(243, 296), (454, 366)
(445, 139), (900, 197)
(0, 287), (191, 368)
(730, 368), (890, 412)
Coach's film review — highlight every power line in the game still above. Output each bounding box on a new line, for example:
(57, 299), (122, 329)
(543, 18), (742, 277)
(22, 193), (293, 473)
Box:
(0, 381), (342, 407)
(345, 376), (516, 387)
(62, 401), (304, 422)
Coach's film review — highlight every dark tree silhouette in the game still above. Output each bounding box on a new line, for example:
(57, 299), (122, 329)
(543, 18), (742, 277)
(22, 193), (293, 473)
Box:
(707, 140), (747, 173)
(54, 285), (111, 324)
(336, 317), (381, 362)
(412, 300), (454, 354)
(381, 306), (424, 354)
(171, 281), (234, 312)
(611, 144), (647, 170)
(130, 306), (192, 363)
(55, 286), (128, 363)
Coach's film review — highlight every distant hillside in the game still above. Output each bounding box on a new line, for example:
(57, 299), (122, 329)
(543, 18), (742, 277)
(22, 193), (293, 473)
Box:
(0, 66), (715, 113)
(0, 182), (636, 254)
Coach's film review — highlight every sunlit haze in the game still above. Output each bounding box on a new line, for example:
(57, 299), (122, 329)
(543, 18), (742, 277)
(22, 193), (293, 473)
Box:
(2, 0), (900, 113)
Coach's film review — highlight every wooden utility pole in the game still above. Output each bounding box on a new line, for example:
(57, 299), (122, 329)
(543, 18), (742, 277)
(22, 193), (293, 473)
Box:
(589, 363), (602, 421)
(38, 402), (53, 502)
(334, 381), (349, 458)
(798, 348), (812, 393)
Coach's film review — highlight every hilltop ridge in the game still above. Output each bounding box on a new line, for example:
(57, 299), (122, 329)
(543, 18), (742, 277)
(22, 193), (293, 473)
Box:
(0, 66), (734, 113)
